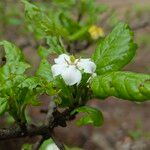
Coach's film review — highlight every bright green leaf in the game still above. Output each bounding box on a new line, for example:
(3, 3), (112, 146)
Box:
(38, 46), (50, 59)
(0, 97), (8, 116)
(39, 139), (53, 150)
(53, 77), (73, 107)
(46, 36), (66, 54)
(71, 106), (104, 126)
(36, 59), (53, 82)
(69, 26), (89, 41)
(93, 22), (137, 74)
(22, 0), (69, 39)
(91, 71), (150, 101)
(0, 41), (24, 62)
(18, 77), (40, 90)
(22, 143), (32, 150)
(22, 0), (41, 19)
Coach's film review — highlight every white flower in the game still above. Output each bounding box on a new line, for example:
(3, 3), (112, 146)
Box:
(51, 54), (96, 86)
(46, 143), (59, 150)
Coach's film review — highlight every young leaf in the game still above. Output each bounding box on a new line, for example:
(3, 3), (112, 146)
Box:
(53, 77), (73, 107)
(36, 59), (53, 82)
(91, 71), (150, 101)
(38, 46), (50, 59)
(46, 36), (66, 54)
(18, 77), (40, 90)
(22, 0), (41, 19)
(0, 97), (8, 116)
(69, 26), (89, 41)
(93, 22), (137, 75)
(22, 0), (69, 39)
(2, 62), (30, 77)
(71, 106), (103, 126)
(0, 41), (24, 62)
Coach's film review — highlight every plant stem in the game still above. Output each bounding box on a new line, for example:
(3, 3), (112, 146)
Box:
(33, 136), (46, 150)
(51, 133), (65, 150)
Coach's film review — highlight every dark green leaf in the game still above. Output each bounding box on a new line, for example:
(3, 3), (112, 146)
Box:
(91, 71), (150, 101)
(71, 106), (104, 126)
(93, 22), (137, 74)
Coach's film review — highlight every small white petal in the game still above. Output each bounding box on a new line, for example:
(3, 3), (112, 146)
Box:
(77, 59), (96, 74)
(46, 143), (59, 150)
(51, 64), (67, 77)
(62, 66), (81, 86)
(54, 54), (70, 64)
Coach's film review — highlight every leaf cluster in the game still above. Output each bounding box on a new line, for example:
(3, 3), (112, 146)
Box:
(0, 41), (55, 123)
(22, 0), (107, 52)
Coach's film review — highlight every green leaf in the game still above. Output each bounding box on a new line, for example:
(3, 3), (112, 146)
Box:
(53, 76), (75, 107)
(69, 26), (89, 41)
(22, 0), (41, 19)
(2, 62), (30, 77)
(71, 106), (103, 126)
(93, 22), (137, 75)
(91, 71), (150, 101)
(0, 97), (8, 116)
(22, 0), (69, 39)
(59, 13), (80, 34)
(39, 139), (53, 150)
(38, 46), (50, 59)
(36, 59), (53, 82)
(24, 90), (41, 106)
(22, 143), (32, 150)
(46, 36), (66, 54)
(0, 41), (30, 79)
(45, 83), (56, 95)
(18, 77), (40, 90)
(0, 41), (24, 62)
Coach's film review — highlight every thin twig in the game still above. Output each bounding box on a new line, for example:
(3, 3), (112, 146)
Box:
(45, 99), (56, 127)
(33, 99), (57, 149)
(51, 133), (65, 150)
(0, 102), (78, 150)
(0, 125), (49, 140)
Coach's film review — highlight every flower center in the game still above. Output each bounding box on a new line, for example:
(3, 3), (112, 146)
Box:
(70, 55), (76, 63)
(64, 55), (81, 69)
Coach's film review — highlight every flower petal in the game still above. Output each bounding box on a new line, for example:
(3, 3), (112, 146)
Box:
(77, 59), (96, 74)
(51, 64), (67, 77)
(54, 54), (70, 64)
(62, 66), (81, 86)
